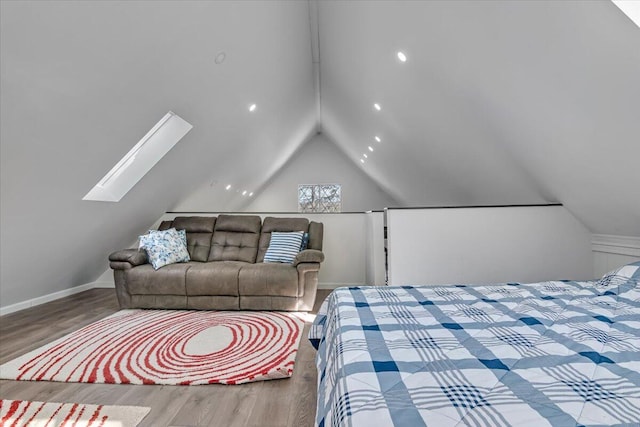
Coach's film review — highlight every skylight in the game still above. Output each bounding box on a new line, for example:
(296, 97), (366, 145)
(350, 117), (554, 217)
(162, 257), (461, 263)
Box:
(612, 1), (640, 27)
(83, 111), (193, 202)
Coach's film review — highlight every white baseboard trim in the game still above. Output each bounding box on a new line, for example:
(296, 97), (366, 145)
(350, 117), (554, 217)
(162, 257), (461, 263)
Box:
(592, 234), (640, 257)
(318, 282), (365, 290)
(0, 281), (100, 317)
(92, 281), (115, 288)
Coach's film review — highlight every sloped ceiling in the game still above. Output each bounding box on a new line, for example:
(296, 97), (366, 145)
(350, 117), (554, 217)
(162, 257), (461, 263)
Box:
(318, 0), (640, 235)
(174, 133), (399, 212)
(1, 0), (639, 307)
(1, 0), (315, 306)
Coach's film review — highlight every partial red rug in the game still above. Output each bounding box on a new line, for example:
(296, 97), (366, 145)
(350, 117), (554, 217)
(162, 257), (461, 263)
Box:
(0, 399), (149, 427)
(0, 310), (304, 385)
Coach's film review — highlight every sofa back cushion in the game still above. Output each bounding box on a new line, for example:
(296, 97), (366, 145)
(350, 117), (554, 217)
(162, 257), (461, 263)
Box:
(308, 221), (324, 251)
(209, 215), (262, 263)
(171, 216), (217, 262)
(257, 217), (309, 263)
(158, 220), (173, 231)
(157, 217), (216, 262)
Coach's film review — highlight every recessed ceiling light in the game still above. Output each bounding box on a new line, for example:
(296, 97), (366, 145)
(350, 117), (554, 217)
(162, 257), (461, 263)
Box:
(215, 52), (226, 64)
(397, 51), (407, 62)
(375, 136), (381, 143)
(373, 103), (381, 111)
(225, 184), (231, 190)
(363, 153), (368, 158)
(248, 104), (257, 112)
(242, 190), (247, 196)
(249, 192), (254, 197)
(360, 158), (365, 163)
(368, 146), (374, 152)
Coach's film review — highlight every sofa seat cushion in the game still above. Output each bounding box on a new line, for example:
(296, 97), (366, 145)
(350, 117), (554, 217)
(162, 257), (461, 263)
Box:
(126, 263), (191, 295)
(240, 296), (300, 311)
(186, 261), (247, 296)
(238, 263), (299, 297)
(188, 296), (239, 310)
(131, 295), (187, 309)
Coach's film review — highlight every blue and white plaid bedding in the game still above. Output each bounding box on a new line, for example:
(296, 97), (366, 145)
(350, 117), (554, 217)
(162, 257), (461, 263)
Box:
(309, 268), (640, 427)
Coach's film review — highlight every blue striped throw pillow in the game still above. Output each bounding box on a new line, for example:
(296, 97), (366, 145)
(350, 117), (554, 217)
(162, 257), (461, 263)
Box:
(300, 232), (310, 250)
(264, 231), (304, 264)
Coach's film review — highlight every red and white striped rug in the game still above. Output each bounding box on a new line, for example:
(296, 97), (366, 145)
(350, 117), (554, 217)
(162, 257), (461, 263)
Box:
(0, 399), (149, 427)
(0, 310), (304, 385)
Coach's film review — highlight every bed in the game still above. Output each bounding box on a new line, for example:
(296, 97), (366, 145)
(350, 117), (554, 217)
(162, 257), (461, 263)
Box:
(309, 262), (640, 427)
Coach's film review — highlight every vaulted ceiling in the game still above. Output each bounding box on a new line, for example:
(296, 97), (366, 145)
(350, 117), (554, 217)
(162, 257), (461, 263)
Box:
(316, 0), (640, 235)
(1, 0), (639, 306)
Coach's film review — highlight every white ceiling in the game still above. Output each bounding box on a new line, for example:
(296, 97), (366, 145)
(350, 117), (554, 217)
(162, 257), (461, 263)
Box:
(317, 0), (640, 235)
(1, 0), (639, 306)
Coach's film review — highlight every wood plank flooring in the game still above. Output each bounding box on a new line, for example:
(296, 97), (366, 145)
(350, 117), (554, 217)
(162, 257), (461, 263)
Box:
(0, 288), (332, 427)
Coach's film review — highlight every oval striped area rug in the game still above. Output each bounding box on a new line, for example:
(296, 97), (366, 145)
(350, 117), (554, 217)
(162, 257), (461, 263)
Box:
(0, 399), (150, 427)
(0, 310), (305, 385)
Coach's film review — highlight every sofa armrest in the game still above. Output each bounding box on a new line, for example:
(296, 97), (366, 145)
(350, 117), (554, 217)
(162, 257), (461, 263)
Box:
(294, 249), (324, 266)
(109, 249), (148, 269)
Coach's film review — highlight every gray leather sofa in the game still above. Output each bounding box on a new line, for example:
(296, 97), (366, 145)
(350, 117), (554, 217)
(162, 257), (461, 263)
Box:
(109, 215), (324, 311)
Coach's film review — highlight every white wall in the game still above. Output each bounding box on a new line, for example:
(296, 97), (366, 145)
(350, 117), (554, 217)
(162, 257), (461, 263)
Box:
(155, 212), (372, 288)
(592, 234), (640, 278)
(0, 210), (379, 315)
(5, 206), (638, 316)
(365, 211), (386, 286)
(387, 205), (594, 286)
(96, 213), (639, 291)
(245, 133), (398, 212)
(173, 133), (398, 213)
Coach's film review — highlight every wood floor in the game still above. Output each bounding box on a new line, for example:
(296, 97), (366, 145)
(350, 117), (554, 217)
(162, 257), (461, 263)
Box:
(0, 288), (332, 427)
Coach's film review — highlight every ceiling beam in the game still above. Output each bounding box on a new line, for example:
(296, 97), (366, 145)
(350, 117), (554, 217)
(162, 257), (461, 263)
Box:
(308, 0), (322, 133)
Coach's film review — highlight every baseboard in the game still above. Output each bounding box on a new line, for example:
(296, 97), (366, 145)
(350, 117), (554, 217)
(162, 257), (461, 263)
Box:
(0, 281), (99, 317)
(318, 282), (366, 290)
(92, 281), (115, 288)
(592, 234), (640, 257)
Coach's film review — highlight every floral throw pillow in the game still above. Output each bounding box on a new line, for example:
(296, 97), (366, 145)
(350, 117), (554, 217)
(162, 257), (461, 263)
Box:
(139, 228), (190, 270)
